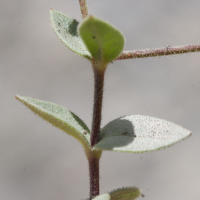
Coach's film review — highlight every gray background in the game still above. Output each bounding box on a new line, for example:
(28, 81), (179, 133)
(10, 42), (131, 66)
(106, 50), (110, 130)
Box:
(1, 0), (200, 199)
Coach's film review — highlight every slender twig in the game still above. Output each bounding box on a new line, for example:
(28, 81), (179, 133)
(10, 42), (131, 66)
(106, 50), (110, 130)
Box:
(79, 0), (89, 18)
(116, 44), (200, 60)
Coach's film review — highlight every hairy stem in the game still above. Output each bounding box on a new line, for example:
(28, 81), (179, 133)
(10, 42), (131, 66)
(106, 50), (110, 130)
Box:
(116, 44), (200, 60)
(90, 64), (105, 147)
(87, 61), (105, 199)
(88, 153), (100, 199)
(79, 0), (89, 18)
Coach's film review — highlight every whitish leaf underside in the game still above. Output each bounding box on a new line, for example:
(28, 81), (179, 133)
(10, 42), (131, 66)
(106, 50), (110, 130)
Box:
(50, 9), (91, 59)
(91, 194), (110, 200)
(95, 115), (191, 153)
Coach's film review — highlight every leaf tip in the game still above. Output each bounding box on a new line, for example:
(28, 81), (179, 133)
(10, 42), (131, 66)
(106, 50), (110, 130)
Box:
(15, 94), (19, 100)
(50, 8), (54, 14)
(15, 95), (26, 104)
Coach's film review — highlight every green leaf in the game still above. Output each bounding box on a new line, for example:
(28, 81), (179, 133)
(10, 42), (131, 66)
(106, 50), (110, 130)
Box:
(15, 95), (91, 150)
(78, 15), (124, 64)
(110, 187), (141, 200)
(87, 187), (141, 200)
(95, 115), (191, 153)
(91, 194), (110, 200)
(50, 9), (91, 59)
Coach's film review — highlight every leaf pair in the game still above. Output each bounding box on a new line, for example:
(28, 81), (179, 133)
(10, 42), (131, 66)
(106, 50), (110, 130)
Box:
(50, 9), (125, 65)
(16, 96), (191, 154)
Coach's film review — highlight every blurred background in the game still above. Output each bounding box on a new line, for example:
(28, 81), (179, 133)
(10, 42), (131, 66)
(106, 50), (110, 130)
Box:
(1, 0), (200, 199)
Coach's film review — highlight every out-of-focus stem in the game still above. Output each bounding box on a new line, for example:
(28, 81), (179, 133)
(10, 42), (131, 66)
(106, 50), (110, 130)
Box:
(116, 44), (200, 60)
(79, 0), (89, 18)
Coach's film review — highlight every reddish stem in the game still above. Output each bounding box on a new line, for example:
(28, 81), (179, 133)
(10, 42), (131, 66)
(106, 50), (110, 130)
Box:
(79, 0), (89, 18)
(116, 44), (200, 60)
(88, 155), (100, 199)
(90, 66), (105, 147)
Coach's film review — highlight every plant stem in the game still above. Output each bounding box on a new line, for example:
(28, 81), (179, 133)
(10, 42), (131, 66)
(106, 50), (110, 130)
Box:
(79, 0), (89, 18)
(90, 64), (105, 147)
(116, 44), (200, 60)
(86, 61), (105, 199)
(88, 152), (100, 199)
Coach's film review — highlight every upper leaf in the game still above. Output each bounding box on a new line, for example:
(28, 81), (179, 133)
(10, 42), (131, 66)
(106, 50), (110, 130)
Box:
(95, 115), (191, 153)
(78, 15), (125, 64)
(50, 9), (92, 59)
(15, 95), (91, 150)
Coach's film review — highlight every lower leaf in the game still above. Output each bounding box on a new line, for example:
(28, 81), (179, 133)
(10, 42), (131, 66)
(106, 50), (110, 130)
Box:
(91, 194), (110, 200)
(86, 187), (141, 200)
(110, 187), (141, 200)
(95, 115), (191, 153)
(15, 95), (91, 151)
(85, 187), (141, 200)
